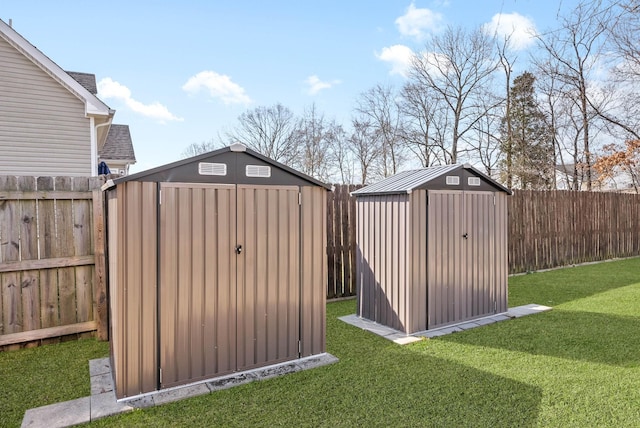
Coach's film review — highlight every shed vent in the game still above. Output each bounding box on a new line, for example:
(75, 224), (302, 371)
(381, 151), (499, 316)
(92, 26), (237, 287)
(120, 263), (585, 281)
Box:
(198, 162), (227, 176)
(246, 165), (271, 178)
(468, 177), (481, 186)
(445, 175), (460, 185)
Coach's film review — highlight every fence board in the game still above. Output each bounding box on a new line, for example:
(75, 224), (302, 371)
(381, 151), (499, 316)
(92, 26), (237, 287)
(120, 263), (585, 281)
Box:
(0, 175), (107, 349)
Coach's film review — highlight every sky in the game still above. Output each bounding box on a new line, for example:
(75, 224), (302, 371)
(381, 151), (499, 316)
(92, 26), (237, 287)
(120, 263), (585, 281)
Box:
(2, 0), (583, 173)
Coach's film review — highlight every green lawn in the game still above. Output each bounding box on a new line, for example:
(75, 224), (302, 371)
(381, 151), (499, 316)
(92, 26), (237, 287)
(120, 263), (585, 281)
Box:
(3, 257), (640, 427)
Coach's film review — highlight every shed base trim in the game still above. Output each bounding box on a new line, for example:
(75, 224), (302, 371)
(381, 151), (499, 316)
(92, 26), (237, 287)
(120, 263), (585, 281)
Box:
(120, 353), (339, 407)
(340, 303), (552, 343)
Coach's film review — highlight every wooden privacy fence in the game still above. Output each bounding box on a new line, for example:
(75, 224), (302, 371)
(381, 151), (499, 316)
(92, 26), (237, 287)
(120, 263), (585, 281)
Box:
(0, 176), (108, 350)
(327, 185), (640, 297)
(326, 184), (362, 298)
(509, 190), (640, 273)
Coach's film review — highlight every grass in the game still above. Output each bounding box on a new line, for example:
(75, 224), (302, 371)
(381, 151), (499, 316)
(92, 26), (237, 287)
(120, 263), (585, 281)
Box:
(3, 257), (640, 427)
(0, 338), (109, 428)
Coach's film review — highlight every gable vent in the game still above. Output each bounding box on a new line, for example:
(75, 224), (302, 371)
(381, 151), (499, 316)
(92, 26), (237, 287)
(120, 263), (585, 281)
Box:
(445, 175), (460, 185)
(468, 177), (481, 186)
(246, 165), (271, 178)
(199, 162), (227, 176)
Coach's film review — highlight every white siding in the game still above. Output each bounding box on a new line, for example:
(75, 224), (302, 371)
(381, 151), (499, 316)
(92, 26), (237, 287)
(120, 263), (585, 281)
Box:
(0, 36), (92, 176)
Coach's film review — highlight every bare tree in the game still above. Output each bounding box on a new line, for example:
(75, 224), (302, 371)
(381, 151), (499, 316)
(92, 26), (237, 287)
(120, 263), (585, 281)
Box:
(327, 124), (354, 184)
(398, 82), (439, 167)
(407, 25), (500, 164)
(354, 84), (405, 177)
(608, 0), (640, 80)
(497, 37), (516, 187)
(225, 103), (299, 165)
(181, 139), (219, 158)
(292, 104), (340, 182)
(348, 117), (383, 184)
(535, 1), (611, 190)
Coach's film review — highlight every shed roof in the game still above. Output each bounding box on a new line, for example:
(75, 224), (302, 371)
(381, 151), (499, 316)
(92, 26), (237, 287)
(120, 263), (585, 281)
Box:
(107, 143), (332, 190)
(352, 164), (511, 195)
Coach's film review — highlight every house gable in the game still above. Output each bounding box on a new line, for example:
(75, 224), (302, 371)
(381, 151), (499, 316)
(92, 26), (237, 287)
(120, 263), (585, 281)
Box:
(0, 35), (93, 176)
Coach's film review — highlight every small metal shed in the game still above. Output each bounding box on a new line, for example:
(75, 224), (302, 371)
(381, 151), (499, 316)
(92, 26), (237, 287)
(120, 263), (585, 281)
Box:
(352, 164), (511, 334)
(104, 143), (330, 399)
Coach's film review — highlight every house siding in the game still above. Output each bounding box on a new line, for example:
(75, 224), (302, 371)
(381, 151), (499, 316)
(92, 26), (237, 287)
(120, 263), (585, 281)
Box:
(0, 36), (92, 176)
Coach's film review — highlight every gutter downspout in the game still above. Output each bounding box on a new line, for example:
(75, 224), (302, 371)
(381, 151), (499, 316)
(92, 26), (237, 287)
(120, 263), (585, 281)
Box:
(93, 114), (114, 175)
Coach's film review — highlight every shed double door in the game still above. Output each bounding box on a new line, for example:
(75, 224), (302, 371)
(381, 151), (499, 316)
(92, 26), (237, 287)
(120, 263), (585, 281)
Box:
(427, 190), (499, 329)
(159, 183), (301, 389)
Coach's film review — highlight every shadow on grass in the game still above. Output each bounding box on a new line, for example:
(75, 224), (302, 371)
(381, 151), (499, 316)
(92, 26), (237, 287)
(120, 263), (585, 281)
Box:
(89, 345), (544, 428)
(508, 258), (640, 307)
(439, 309), (640, 368)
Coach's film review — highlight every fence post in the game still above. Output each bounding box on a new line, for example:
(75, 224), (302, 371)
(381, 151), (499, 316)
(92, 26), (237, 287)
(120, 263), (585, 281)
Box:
(92, 189), (109, 340)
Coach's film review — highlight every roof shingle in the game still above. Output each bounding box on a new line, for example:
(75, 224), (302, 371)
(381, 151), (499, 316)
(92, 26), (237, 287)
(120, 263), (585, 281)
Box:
(66, 71), (98, 95)
(100, 124), (136, 161)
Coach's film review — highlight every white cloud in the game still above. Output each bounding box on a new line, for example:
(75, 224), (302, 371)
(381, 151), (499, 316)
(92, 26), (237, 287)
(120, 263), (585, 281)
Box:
(483, 13), (537, 51)
(376, 44), (415, 77)
(395, 3), (444, 39)
(305, 75), (341, 95)
(182, 71), (252, 105)
(98, 78), (183, 122)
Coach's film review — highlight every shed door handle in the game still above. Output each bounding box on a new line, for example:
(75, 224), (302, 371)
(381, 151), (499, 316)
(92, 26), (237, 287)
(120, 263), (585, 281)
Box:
(462, 233), (468, 239)
(235, 245), (242, 254)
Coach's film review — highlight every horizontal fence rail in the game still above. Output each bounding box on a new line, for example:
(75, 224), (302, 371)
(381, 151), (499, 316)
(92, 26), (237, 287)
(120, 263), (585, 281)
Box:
(328, 185), (640, 297)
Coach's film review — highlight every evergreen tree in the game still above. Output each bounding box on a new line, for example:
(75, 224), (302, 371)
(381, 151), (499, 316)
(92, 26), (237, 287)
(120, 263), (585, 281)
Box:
(500, 72), (554, 189)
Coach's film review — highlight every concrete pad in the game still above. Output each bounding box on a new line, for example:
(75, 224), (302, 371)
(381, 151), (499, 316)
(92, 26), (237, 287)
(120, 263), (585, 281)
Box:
(294, 353), (339, 370)
(474, 317), (498, 326)
(90, 391), (133, 420)
(152, 383), (211, 406)
(254, 362), (302, 381)
(417, 330), (448, 338)
(340, 303), (552, 343)
(457, 321), (481, 330)
(206, 371), (259, 392)
(391, 335), (423, 345)
(21, 397), (90, 428)
(90, 372), (114, 395)
(125, 394), (155, 409)
(89, 357), (111, 377)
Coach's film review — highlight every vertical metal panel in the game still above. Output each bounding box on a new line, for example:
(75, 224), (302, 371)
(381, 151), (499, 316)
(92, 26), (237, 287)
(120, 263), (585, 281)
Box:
(110, 182), (158, 399)
(237, 185), (301, 367)
(300, 186), (326, 357)
(495, 193), (509, 313)
(160, 183), (237, 389)
(427, 191), (503, 330)
(107, 189), (122, 397)
(355, 194), (410, 332)
(427, 191), (464, 329)
(408, 190), (428, 333)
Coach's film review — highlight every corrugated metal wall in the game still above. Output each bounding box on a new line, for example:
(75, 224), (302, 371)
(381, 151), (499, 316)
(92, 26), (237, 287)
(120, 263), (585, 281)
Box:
(356, 189), (508, 334)
(235, 185), (301, 371)
(108, 181), (158, 399)
(355, 194), (411, 332)
(159, 183), (238, 388)
(300, 186), (327, 357)
(427, 190), (507, 329)
(109, 182), (327, 398)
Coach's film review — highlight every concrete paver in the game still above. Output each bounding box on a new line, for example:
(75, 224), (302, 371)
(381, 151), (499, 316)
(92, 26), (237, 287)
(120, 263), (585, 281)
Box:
(22, 352), (339, 428)
(21, 397), (90, 428)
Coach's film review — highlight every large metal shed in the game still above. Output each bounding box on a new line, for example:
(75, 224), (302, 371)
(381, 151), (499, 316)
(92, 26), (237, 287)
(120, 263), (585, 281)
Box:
(104, 143), (329, 399)
(352, 164), (511, 334)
